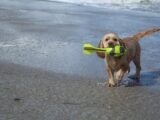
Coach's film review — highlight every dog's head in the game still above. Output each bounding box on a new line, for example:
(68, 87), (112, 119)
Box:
(101, 33), (120, 48)
(96, 33), (124, 59)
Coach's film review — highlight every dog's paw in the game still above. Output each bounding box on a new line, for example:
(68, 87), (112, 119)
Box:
(115, 81), (122, 87)
(108, 83), (116, 87)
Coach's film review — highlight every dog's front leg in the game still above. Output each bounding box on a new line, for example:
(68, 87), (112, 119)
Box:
(106, 66), (115, 87)
(115, 67), (128, 86)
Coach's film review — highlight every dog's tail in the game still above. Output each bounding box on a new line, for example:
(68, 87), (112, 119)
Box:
(132, 28), (160, 41)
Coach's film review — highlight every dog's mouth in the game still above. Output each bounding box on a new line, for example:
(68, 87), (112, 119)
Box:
(108, 43), (120, 48)
(108, 44), (115, 48)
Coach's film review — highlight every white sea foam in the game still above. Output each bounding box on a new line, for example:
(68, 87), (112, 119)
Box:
(49, 0), (160, 12)
(50, 0), (159, 4)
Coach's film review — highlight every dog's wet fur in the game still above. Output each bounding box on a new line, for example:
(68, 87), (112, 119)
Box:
(96, 28), (160, 87)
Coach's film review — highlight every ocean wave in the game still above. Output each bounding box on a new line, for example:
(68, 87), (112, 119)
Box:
(48, 0), (160, 12)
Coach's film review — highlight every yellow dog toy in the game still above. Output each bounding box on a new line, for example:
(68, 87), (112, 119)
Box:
(83, 43), (126, 57)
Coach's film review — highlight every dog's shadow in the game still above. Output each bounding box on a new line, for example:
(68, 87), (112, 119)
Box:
(124, 70), (160, 87)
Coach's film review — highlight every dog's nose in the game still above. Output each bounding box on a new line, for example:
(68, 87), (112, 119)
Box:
(108, 42), (114, 46)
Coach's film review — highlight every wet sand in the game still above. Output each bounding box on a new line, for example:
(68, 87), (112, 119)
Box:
(1, 61), (160, 120)
(0, 0), (160, 120)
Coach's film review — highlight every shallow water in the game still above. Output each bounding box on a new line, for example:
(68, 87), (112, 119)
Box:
(0, 0), (160, 79)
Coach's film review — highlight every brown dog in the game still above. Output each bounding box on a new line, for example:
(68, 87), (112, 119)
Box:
(97, 28), (160, 87)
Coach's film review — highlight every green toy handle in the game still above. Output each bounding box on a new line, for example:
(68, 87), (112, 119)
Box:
(83, 43), (126, 57)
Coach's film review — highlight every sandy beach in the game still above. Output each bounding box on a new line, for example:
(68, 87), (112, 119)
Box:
(0, 0), (160, 120)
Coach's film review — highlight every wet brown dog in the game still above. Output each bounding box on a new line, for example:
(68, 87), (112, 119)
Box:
(97, 28), (160, 87)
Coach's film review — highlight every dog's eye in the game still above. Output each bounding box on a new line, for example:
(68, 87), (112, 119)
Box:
(105, 38), (109, 41)
(113, 38), (117, 41)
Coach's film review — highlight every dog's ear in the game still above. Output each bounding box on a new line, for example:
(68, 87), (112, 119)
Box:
(119, 39), (126, 48)
(96, 40), (105, 59)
